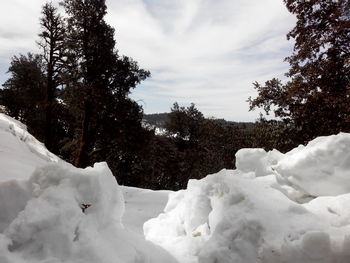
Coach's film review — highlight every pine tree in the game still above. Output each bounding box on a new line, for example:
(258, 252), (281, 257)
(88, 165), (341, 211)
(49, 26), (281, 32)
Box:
(37, 2), (66, 151)
(62, 0), (149, 168)
(62, 0), (118, 167)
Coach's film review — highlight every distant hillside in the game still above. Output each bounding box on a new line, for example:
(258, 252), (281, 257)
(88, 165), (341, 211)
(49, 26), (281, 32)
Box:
(211, 118), (255, 130)
(143, 113), (169, 128)
(143, 113), (254, 130)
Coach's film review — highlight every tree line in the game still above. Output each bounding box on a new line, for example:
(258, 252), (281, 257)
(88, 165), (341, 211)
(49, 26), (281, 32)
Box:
(143, 113), (255, 131)
(1, 0), (349, 190)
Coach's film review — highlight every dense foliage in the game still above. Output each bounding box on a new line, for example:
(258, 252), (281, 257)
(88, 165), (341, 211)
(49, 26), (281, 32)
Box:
(249, 0), (350, 146)
(139, 103), (252, 190)
(1, 53), (46, 138)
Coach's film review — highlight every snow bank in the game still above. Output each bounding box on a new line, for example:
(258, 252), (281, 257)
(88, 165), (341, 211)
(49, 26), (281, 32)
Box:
(3, 112), (350, 263)
(145, 170), (350, 263)
(236, 133), (350, 198)
(1, 162), (123, 263)
(0, 114), (177, 263)
(275, 133), (350, 196)
(1, 162), (177, 263)
(145, 133), (350, 263)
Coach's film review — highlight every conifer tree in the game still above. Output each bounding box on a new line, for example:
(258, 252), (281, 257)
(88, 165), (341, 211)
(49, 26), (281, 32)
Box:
(62, 0), (114, 167)
(62, 0), (149, 168)
(1, 53), (45, 138)
(38, 2), (66, 151)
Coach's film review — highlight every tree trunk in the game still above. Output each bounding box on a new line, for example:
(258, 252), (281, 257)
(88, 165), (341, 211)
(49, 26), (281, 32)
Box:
(44, 62), (53, 151)
(75, 98), (92, 168)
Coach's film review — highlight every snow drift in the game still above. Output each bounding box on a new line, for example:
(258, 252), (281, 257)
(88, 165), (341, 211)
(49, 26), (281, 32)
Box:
(2, 112), (350, 263)
(0, 114), (176, 263)
(144, 133), (350, 263)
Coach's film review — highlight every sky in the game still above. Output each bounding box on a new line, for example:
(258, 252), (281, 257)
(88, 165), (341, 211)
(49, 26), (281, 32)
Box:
(0, 0), (296, 121)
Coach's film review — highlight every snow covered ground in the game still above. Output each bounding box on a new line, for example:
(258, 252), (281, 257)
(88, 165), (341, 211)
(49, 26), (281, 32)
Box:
(0, 114), (176, 263)
(145, 135), (350, 263)
(1, 113), (350, 263)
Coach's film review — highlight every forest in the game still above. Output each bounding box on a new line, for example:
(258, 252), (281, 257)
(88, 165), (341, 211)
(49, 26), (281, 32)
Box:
(0, 0), (349, 190)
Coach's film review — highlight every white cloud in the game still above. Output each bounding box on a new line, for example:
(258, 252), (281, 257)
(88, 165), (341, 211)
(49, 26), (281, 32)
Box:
(0, 0), (296, 121)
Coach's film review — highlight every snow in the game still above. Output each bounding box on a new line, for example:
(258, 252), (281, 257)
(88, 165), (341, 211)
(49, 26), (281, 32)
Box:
(235, 148), (283, 177)
(2, 113), (350, 263)
(275, 133), (350, 196)
(0, 114), (60, 181)
(141, 121), (166, 136)
(145, 134), (350, 263)
(0, 114), (176, 263)
(122, 187), (172, 234)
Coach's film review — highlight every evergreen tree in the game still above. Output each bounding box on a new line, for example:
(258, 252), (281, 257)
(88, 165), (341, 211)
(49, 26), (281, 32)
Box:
(62, 0), (116, 167)
(166, 103), (204, 142)
(37, 2), (66, 151)
(61, 0), (149, 168)
(249, 0), (350, 143)
(1, 53), (45, 139)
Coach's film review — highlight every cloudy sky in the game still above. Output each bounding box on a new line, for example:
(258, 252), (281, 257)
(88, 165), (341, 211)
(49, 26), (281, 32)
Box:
(0, 0), (295, 121)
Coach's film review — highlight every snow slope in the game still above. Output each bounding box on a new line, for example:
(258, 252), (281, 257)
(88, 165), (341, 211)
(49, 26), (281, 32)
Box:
(145, 133), (350, 263)
(0, 114), (176, 263)
(0, 114), (60, 181)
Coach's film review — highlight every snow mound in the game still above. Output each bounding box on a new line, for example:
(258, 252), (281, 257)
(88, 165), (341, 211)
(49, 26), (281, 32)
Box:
(275, 133), (350, 196)
(1, 162), (124, 263)
(145, 170), (350, 263)
(235, 148), (283, 177)
(0, 114), (177, 263)
(145, 133), (350, 263)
